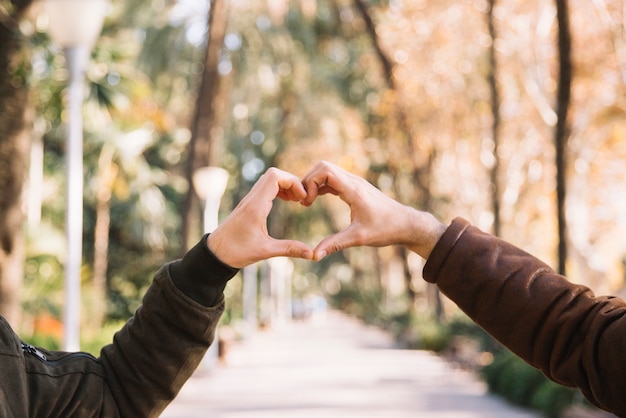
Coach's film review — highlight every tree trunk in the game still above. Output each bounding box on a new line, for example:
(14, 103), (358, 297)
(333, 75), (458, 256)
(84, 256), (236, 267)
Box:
(486, 0), (502, 237)
(181, 0), (230, 252)
(352, 0), (437, 315)
(352, 0), (430, 203)
(0, 1), (35, 325)
(555, 0), (572, 275)
(91, 145), (117, 327)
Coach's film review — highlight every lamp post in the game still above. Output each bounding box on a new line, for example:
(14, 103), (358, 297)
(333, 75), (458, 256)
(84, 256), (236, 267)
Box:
(192, 166), (229, 366)
(44, 0), (108, 351)
(192, 166), (230, 234)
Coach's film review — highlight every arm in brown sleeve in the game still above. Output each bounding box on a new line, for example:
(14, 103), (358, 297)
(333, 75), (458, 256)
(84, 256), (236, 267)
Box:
(423, 217), (626, 417)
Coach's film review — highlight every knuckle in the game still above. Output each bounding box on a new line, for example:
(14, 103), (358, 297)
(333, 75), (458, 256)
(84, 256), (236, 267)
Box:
(264, 167), (280, 178)
(328, 241), (344, 254)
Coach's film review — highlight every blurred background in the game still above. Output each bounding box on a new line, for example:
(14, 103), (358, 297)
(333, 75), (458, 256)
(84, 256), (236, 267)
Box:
(1, 0), (625, 416)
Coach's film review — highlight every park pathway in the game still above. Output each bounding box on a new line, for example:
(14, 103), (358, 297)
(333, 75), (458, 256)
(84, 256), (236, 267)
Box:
(161, 309), (541, 418)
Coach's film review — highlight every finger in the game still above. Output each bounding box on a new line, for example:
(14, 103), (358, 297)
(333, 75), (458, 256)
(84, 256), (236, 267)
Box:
(253, 168), (306, 203)
(277, 181), (307, 201)
(274, 171), (308, 202)
(301, 162), (341, 206)
(300, 174), (322, 206)
(300, 162), (328, 204)
(317, 185), (339, 196)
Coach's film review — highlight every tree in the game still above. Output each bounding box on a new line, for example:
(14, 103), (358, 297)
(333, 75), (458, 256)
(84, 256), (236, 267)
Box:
(91, 141), (117, 328)
(0, 0), (35, 324)
(89, 128), (176, 323)
(181, 0), (230, 251)
(486, 0), (502, 237)
(352, 0), (441, 316)
(555, 0), (572, 275)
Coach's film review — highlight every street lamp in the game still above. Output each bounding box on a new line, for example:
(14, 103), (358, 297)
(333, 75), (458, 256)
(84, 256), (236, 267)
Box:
(192, 166), (230, 234)
(192, 166), (229, 366)
(43, 0), (108, 351)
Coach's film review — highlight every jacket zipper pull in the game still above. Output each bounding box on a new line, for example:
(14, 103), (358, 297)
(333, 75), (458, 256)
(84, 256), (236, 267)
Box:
(21, 343), (47, 361)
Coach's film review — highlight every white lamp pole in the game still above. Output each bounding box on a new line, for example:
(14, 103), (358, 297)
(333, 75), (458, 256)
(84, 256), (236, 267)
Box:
(192, 166), (229, 367)
(44, 0), (108, 351)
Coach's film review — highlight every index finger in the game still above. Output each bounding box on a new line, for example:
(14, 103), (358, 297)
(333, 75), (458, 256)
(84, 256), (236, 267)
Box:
(238, 167), (305, 210)
(259, 167), (307, 202)
(301, 161), (344, 205)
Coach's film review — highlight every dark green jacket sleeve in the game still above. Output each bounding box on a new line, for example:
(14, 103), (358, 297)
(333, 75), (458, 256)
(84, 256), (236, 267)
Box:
(99, 236), (238, 417)
(423, 217), (626, 417)
(5, 237), (238, 417)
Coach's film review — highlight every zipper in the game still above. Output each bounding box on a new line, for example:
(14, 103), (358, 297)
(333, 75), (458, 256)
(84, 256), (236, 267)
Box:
(21, 342), (97, 364)
(21, 343), (47, 361)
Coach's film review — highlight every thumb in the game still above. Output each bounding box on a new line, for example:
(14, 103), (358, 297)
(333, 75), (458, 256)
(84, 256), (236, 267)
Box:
(313, 228), (359, 261)
(269, 239), (314, 261)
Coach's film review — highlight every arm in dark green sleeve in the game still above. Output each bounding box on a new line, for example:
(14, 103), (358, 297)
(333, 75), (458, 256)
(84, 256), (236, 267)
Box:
(169, 233), (239, 306)
(99, 235), (238, 417)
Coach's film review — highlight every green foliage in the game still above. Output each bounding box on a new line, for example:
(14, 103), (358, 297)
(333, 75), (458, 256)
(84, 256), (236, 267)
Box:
(445, 314), (502, 353)
(20, 320), (126, 357)
(21, 333), (60, 351)
(329, 283), (385, 326)
(482, 350), (547, 406)
(22, 0), (194, 323)
(482, 350), (577, 418)
(530, 380), (578, 418)
(405, 315), (451, 352)
(21, 253), (64, 317)
(386, 310), (444, 351)
(80, 320), (127, 357)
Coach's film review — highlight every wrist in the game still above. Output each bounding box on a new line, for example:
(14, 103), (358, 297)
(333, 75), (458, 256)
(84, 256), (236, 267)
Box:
(169, 234), (239, 306)
(206, 232), (231, 267)
(206, 231), (247, 269)
(405, 211), (447, 259)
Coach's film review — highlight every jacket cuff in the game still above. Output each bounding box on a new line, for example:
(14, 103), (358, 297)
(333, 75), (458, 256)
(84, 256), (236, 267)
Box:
(423, 217), (472, 283)
(169, 234), (239, 306)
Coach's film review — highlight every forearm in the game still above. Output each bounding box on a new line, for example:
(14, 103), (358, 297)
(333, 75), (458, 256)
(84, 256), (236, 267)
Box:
(423, 218), (626, 416)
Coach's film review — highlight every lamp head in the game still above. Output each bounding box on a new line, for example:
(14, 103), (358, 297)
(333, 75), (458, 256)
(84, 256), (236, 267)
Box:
(193, 166), (230, 201)
(43, 0), (109, 48)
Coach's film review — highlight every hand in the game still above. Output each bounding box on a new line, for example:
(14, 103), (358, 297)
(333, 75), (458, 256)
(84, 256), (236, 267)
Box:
(301, 161), (447, 260)
(208, 168), (313, 268)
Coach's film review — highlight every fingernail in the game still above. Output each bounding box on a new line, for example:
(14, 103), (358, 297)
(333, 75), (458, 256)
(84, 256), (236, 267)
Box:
(317, 250), (327, 260)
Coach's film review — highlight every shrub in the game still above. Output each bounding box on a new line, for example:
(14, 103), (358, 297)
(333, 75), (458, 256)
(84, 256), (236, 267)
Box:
(530, 380), (577, 418)
(482, 350), (577, 417)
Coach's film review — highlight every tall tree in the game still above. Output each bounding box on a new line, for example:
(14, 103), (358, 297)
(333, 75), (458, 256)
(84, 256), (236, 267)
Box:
(352, 0), (430, 205)
(0, 0), (35, 324)
(91, 142), (117, 328)
(486, 0), (502, 237)
(352, 0), (440, 316)
(555, 0), (572, 275)
(181, 0), (230, 251)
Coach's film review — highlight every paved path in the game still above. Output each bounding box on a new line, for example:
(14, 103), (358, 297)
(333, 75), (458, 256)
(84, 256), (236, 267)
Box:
(162, 310), (540, 418)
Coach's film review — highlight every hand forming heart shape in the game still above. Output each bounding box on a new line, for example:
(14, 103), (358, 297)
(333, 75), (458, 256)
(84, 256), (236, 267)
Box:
(207, 161), (445, 269)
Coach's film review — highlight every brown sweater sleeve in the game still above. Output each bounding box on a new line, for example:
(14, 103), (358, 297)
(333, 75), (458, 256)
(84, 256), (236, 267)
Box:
(423, 217), (626, 417)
